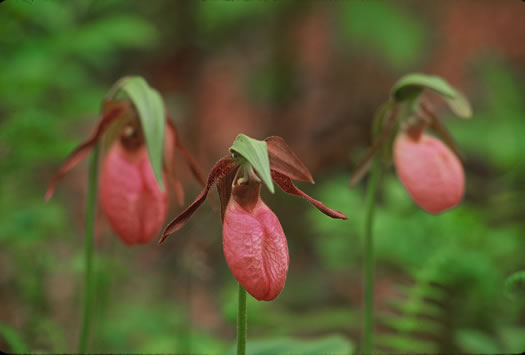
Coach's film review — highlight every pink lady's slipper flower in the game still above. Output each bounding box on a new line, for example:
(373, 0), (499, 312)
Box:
(46, 100), (204, 245)
(350, 74), (471, 214)
(393, 131), (464, 214)
(160, 136), (347, 301)
(350, 100), (468, 215)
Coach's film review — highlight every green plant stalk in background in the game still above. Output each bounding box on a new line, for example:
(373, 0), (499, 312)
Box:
(237, 284), (247, 355)
(78, 144), (100, 353)
(363, 158), (381, 353)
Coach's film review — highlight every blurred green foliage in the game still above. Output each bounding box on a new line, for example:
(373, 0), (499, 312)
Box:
(227, 335), (353, 355)
(0, 324), (27, 353)
(311, 171), (525, 352)
(0, 0), (158, 246)
(449, 60), (525, 170)
(197, 0), (280, 37)
(0, 0), (161, 352)
(310, 63), (525, 351)
(339, 1), (426, 69)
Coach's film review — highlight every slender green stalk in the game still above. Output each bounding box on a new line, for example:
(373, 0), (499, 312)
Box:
(236, 283), (247, 355)
(78, 144), (100, 353)
(363, 158), (381, 354)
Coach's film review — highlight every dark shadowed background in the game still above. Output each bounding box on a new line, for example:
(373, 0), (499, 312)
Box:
(1, 0), (525, 353)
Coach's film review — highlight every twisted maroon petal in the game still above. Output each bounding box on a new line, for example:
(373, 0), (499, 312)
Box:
(265, 136), (314, 183)
(45, 102), (128, 201)
(422, 102), (463, 160)
(271, 170), (347, 220)
(349, 105), (398, 187)
(163, 120), (184, 206)
(167, 119), (206, 188)
(168, 175), (185, 207)
(216, 164), (239, 222)
(159, 156), (238, 243)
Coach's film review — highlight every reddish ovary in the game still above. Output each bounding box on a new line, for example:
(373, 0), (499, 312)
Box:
(222, 193), (289, 301)
(394, 133), (465, 214)
(100, 141), (168, 245)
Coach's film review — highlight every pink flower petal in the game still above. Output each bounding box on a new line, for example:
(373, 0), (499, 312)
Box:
(100, 142), (168, 245)
(223, 190), (289, 301)
(394, 132), (465, 214)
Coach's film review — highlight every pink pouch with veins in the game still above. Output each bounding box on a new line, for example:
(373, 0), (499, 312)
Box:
(100, 141), (168, 245)
(222, 182), (289, 301)
(394, 132), (465, 214)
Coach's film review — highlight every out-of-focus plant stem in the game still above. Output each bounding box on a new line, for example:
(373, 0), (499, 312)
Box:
(237, 283), (247, 355)
(78, 144), (100, 353)
(363, 157), (381, 353)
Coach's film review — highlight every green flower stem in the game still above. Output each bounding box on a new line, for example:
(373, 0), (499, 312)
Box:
(78, 144), (100, 353)
(237, 283), (247, 355)
(363, 158), (381, 353)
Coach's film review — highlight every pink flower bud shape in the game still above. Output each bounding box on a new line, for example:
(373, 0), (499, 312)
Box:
(222, 181), (289, 301)
(394, 132), (465, 214)
(46, 101), (205, 246)
(99, 124), (168, 245)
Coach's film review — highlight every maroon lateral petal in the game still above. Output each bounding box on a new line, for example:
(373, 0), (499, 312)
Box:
(163, 120), (184, 206)
(168, 175), (185, 207)
(421, 102), (463, 160)
(349, 105), (398, 187)
(159, 156), (238, 244)
(265, 136), (314, 183)
(271, 170), (348, 220)
(216, 164), (239, 222)
(167, 118), (206, 188)
(45, 103), (128, 201)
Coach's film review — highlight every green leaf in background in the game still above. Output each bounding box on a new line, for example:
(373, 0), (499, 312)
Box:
(392, 73), (472, 118)
(107, 76), (166, 190)
(197, 0), (279, 35)
(455, 328), (501, 354)
(230, 134), (274, 194)
(227, 335), (353, 355)
(500, 327), (525, 351)
(504, 270), (525, 301)
(0, 324), (28, 353)
(60, 15), (158, 68)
